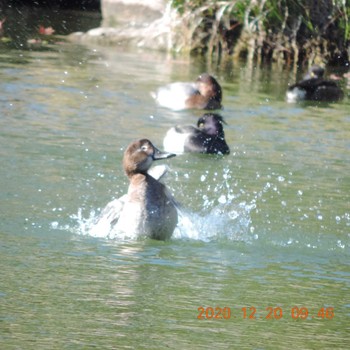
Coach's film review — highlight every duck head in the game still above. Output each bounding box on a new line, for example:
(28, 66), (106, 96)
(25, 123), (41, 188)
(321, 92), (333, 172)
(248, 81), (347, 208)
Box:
(196, 73), (222, 108)
(197, 113), (226, 136)
(303, 65), (325, 80)
(123, 139), (176, 177)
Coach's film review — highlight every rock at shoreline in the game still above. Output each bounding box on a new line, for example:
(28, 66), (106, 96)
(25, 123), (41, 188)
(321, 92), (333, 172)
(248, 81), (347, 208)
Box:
(69, 0), (177, 50)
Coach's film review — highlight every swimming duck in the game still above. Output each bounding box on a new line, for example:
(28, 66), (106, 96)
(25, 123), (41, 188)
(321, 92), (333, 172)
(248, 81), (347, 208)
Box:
(163, 113), (230, 155)
(92, 139), (178, 240)
(153, 73), (222, 110)
(286, 65), (344, 102)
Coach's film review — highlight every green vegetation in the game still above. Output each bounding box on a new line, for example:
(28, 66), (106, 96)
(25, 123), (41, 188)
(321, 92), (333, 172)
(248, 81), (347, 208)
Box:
(171, 0), (350, 67)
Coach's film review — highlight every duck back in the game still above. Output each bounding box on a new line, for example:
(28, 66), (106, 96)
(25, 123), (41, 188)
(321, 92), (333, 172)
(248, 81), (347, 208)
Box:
(116, 174), (177, 240)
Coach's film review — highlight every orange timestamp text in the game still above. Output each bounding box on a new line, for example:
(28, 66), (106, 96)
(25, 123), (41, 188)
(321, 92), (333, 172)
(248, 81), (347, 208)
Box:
(197, 306), (334, 320)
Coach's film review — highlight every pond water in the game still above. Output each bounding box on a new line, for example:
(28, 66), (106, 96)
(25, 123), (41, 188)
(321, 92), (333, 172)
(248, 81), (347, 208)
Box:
(1, 24), (350, 349)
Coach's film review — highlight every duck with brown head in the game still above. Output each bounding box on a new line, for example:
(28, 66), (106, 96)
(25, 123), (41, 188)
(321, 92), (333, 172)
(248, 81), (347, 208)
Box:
(153, 73), (222, 110)
(92, 139), (178, 240)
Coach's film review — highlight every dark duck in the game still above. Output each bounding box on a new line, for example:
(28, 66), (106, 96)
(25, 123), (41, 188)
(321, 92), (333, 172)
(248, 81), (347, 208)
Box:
(163, 113), (230, 155)
(286, 65), (344, 103)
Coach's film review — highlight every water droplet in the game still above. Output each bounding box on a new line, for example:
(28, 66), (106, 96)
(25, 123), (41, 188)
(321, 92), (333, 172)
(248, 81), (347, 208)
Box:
(218, 195), (226, 204)
(51, 221), (59, 229)
(337, 240), (345, 248)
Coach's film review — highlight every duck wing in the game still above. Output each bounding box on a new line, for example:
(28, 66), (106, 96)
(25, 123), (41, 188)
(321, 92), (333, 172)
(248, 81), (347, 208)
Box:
(174, 125), (198, 134)
(94, 194), (128, 229)
(289, 77), (320, 92)
(312, 80), (344, 101)
(89, 194), (127, 236)
(291, 78), (343, 101)
(98, 195), (127, 226)
(184, 131), (213, 153)
(92, 164), (171, 233)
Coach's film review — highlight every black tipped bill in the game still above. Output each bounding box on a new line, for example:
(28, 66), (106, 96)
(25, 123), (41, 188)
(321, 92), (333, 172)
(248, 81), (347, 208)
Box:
(153, 147), (176, 161)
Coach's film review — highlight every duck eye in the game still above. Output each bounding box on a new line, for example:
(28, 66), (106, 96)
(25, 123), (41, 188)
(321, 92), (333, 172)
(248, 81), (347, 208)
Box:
(198, 122), (204, 128)
(141, 145), (148, 152)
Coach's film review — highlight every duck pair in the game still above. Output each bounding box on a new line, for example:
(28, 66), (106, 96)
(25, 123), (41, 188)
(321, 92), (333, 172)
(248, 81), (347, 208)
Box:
(154, 67), (344, 106)
(153, 73), (229, 155)
(154, 68), (344, 106)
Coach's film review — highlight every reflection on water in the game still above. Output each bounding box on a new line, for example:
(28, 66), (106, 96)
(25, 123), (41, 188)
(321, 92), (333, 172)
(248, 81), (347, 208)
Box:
(0, 26), (349, 348)
(1, 5), (101, 49)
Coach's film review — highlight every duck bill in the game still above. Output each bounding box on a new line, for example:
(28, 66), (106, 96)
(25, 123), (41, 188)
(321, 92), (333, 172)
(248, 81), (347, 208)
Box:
(153, 147), (176, 161)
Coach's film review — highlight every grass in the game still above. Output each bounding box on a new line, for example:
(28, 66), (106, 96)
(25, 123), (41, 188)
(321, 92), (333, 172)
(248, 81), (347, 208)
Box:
(170, 0), (350, 67)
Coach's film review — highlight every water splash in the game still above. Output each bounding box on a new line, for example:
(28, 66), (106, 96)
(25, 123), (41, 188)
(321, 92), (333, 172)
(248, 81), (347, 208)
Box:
(68, 208), (138, 240)
(173, 199), (256, 242)
(62, 164), (349, 249)
(67, 194), (256, 243)
(66, 166), (257, 242)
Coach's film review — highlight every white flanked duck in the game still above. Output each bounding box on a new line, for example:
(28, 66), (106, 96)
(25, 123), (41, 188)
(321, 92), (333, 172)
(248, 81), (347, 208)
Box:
(163, 113), (230, 155)
(92, 139), (178, 240)
(286, 65), (344, 103)
(153, 73), (222, 110)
